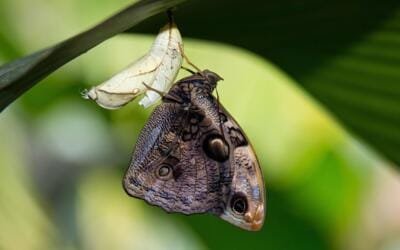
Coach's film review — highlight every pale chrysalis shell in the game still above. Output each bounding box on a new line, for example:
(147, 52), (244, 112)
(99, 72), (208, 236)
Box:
(83, 22), (183, 109)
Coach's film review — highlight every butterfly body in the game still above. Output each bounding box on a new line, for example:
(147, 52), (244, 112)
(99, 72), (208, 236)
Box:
(123, 70), (265, 231)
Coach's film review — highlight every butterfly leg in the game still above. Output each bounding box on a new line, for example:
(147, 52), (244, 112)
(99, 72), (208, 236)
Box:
(181, 66), (196, 74)
(142, 82), (183, 104)
(178, 44), (205, 77)
(166, 12), (199, 76)
(142, 82), (165, 96)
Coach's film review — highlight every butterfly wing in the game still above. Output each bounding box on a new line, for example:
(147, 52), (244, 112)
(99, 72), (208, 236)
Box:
(123, 71), (265, 230)
(190, 90), (266, 230)
(217, 106), (265, 231)
(123, 102), (230, 214)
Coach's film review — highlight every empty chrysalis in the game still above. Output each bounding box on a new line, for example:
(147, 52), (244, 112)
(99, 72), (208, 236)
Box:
(83, 20), (183, 109)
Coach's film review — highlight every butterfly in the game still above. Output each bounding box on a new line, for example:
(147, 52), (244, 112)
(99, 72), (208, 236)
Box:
(123, 70), (265, 231)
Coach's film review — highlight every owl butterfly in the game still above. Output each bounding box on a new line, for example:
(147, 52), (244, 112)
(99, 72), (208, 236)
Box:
(123, 70), (265, 231)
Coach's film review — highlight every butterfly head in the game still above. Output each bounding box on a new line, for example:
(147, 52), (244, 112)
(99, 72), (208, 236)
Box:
(201, 69), (223, 82)
(198, 70), (223, 90)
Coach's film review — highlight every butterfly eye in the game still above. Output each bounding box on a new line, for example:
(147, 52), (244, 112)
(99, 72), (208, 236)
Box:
(203, 135), (229, 162)
(231, 194), (248, 215)
(156, 164), (173, 180)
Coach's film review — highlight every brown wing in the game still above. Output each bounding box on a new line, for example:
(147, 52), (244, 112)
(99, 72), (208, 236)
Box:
(123, 101), (231, 215)
(190, 90), (266, 230)
(123, 70), (265, 230)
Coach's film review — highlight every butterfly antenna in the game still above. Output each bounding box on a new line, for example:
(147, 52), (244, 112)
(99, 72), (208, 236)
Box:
(142, 82), (184, 104)
(169, 10), (203, 77)
(142, 82), (165, 97)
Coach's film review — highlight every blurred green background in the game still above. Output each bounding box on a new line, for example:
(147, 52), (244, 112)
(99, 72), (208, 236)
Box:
(1, 0), (400, 250)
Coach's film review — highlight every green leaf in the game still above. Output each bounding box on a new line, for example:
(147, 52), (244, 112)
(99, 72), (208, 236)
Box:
(132, 0), (400, 166)
(0, 0), (185, 112)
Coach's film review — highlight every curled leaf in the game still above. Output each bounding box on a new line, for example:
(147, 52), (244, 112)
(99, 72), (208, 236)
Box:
(83, 22), (183, 109)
